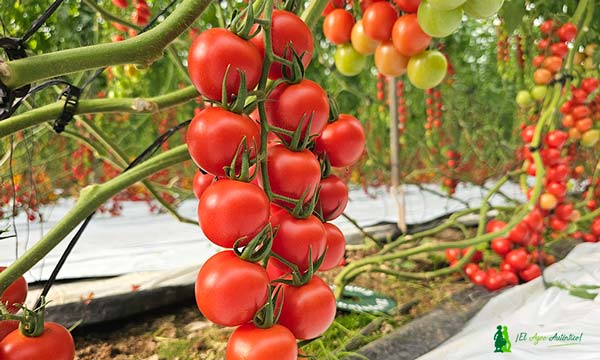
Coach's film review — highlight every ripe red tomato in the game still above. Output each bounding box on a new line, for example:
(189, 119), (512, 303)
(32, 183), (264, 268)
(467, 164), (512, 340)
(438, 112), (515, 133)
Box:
(317, 175), (349, 221)
(445, 248), (460, 263)
(320, 223), (346, 271)
(500, 260), (515, 273)
(471, 270), (487, 286)
(539, 19), (553, 34)
(265, 79), (329, 141)
(250, 10), (314, 79)
(192, 171), (215, 199)
(557, 23), (577, 42)
(198, 180), (270, 248)
(507, 222), (530, 245)
(504, 249), (530, 271)
(549, 216), (568, 232)
(186, 107), (260, 178)
(188, 28), (262, 101)
(323, 9), (355, 45)
(550, 42), (569, 58)
(491, 237), (512, 256)
(591, 219), (600, 236)
(521, 125), (535, 143)
(391, 14), (431, 57)
(375, 40), (409, 77)
(322, 0), (347, 16)
(112, 0), (128, 8)
(554, 203), (573, 221)
(0, 322), (74, 360)
(270, 206), (327, 272)
(226, 323), (297, 360)
(500, 270), (519, 285)
(463, 263), (479, 277)
(544, 130), (568, 149)
(394, 0), (420, 12)
(362, 2), (398, 41)
(486, 219), (506, 233)
(276, 276), (336, 339)
(581, 78), (599, 93)
(543, 56), (562, 73)
(195, 251), (269, 327)
(484, 273), (506, 291)
(314, 114), (366, 167)
(266, 258), (289, 281)
(462, 247), (483, 263)
(546, 164), (569, 182)
(0, 267), (27, 314)
(0, 321), (18, 342)
(262, 144), (321, 205)
(519, 263), (541, 282)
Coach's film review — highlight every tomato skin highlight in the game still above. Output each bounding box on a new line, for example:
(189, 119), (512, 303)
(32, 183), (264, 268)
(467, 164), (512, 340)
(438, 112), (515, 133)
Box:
(0, 322), (75, 360)
(276, 276), (337, 339)
(270, 206), (327, 272)
(186, 107), (260, 178)
(187, 28), (262, 101)
(198, 180), (270, 248)
(265, 80), (330, 141)
(0, 267), (27, 314)
(262, 144), (322, 205)
(195, 251), (269, 327)
(250, 10), (314, 80)
(315, 114), (366, 168)
(226, 323), (297, 360)
(320, 223), (346, 271)
(323, 9), (355, 45)
(392, 14), (432, 57)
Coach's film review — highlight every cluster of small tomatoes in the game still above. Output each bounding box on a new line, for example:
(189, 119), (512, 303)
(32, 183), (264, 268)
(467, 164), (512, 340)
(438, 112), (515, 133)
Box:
(185, 5), (365, 359)
(441, 149), (460, 195)
(0, 268), (75, 359)
(112, 0), (151, 27)
(515, 20), (578, 109)
(560, 78), (600, 148)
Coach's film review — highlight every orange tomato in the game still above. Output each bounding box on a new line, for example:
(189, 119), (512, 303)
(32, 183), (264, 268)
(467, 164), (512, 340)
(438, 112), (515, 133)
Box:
(534, 68), (552, 85)
(374, 40), (409, 77)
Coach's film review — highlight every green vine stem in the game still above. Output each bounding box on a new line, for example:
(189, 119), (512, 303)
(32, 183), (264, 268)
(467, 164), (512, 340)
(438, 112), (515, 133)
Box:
(0, 145), (191, 295)
(0, 85), (199, 139)
(0, 0), (211, 90)
(300, 0), (328, 29)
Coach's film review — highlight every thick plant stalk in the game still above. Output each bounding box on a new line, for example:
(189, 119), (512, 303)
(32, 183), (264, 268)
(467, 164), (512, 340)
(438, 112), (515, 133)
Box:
(0, 86), (199, 139)
(0, 145), (191, 295)
(0, 0), (212, 89)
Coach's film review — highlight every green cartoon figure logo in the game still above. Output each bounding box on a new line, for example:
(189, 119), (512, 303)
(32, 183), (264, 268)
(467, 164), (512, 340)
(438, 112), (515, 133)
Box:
(494, 325), (512, 353)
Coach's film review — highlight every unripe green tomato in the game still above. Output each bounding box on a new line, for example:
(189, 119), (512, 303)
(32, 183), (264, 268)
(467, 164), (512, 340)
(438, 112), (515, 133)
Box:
(417, 0), (463, 38)
(530, 85), (547, 101)
(582, 129), (600, 147)
(462, 0), (505, 19)
(334, 44), (367, 76)
(407, 50), (448, 89)
(516, 90), (533, 108)
(427, 0), (466, 11)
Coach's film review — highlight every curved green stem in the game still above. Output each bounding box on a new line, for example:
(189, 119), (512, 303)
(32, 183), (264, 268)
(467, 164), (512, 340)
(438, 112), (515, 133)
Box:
(0, 0), (211, 89)
(0, 85), (199, 139)
(0, 145), (191, 295)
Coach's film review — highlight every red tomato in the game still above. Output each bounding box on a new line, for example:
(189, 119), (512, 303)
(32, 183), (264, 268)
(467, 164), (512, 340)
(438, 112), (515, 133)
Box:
(581, 78), (599, 93)
(500, 270), (519, 285)
(591, 220), (600, 236)
(500, 260), (515, 273)
(507, 222), (530, 245)
(226, 323), (297, 360)
(270, 206), (327, 272)
(486, 219), (506, 233)
(550, 42), (569, 58)
(463, 263), (479, 277)
(557, 23), (577, 42)
(320, 223), (346, 271)
(262, 144), (321, 204)
(316, 175), (349, 221)
(491, 237), (512, 256)
(362, 2), (398, 41)
(266, 258), (289, 281)
(0, 322), (74, 360)
(484, 273), (506, 291)
(544, 130), (568, 149)
(322, 0), (347, 16)
(391, 14), (431, 57)
(539, 19), (553, 33)
(186, 107), (260, 178)
(198, 180), (270, 248)
(549, 216), (568, 232)
(445, 248), (460, 263)
(250, 10), (314, 79)
(471, 270), (487, 286)
(323, 9), (355, 45)
(192, 171), (215, 199)
(188, 28), (262, 101)
(505, 249), (530, 271)
(112, 0), (128, 8)
(523, 208), (545, 232)
(0, 267), (27, 314)
(520, 125), (535, 143)
(0, 321), (18, 342)
(394, 0), (420, 12)
(546, 164), (569, 182)
(195, 251), (269, 327)
(519, 264), (541, 282)
(276, 276), (336, 339)
(314, 114), (365, 167)
(462, 247), (483, 263)
(554, 203), (573, 221)
(265, 80), (329, 141)
(543, 56), (562, 73)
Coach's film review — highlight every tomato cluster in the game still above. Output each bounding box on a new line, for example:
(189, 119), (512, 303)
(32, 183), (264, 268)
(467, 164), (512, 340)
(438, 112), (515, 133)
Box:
(109, 0), (149, 40)
(186, 6), (365, 358)
(0, 268), (75, 359)
(560, 78), (600, 147)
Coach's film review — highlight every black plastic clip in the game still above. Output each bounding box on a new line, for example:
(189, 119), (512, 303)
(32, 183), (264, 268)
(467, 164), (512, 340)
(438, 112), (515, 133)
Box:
(54, 85), (81, 133)
(0, 37), (30, 120)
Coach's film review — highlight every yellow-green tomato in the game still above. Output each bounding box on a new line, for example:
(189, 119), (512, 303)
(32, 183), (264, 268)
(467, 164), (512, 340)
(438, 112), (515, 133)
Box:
(582, 129), (600, 147)
(351, 19), (380, 55)
(335, 44), (367, 77)
(427, 0), (466, 11)
(462, 0), (505, 19)
(417, 0), (463, 38)
(516, 90), (533, 108)
(530, 85), (547, 101)
(407, 50), (447, 89)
